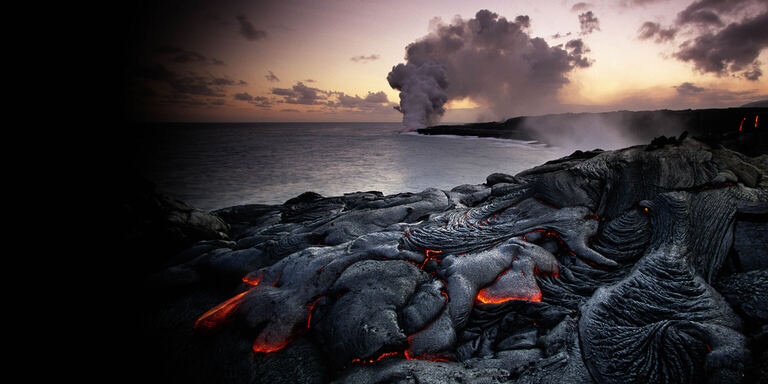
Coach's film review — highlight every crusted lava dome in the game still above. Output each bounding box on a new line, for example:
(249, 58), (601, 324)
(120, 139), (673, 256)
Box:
(145, 135), (768, 384)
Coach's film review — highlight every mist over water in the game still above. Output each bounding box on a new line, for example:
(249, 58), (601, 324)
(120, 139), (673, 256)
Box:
(520, 112), (687, 151)
(135, 123), (562, 211)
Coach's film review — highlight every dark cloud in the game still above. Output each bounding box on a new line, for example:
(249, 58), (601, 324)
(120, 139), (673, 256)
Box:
(270, 82), (395, 113)
(333, 91), (391, 110)
(674, 82), (706, 94)
(127, 62), (248, 110)
(265, 71), (280, 82)
(672, 81), (766, 104)
(153, 45), (225, 65)
(674, 0), (758, 26)
(272, 82), (327, 105)
(578, 11), (601, 35)
(304, 79), (316, 83)
(350, 54), (381, 63)
(387, 9), (593, 128)
(552, 32), (573, 39)
(234, 92), (272, 108)
(154, 45), (207, 63)
(674, 10), (768, 79)
(234, 92), (253, 101)
(236, 14), (267, 41)
(251, 96), (272, 108)
(364, 91), (389, 103)
(638, 0), (768, 80)
(743, 66), (763, 80)
(571, 2), (593, 12)
(280, 109), (300, 113)
(565, 39), (594, 67)
(637, 22), (677, 42)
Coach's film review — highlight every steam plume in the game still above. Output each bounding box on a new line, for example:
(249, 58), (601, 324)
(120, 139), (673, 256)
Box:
(388, 10), (592, 129)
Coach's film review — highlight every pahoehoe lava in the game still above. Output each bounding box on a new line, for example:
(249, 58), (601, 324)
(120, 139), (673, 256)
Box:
(135, 134), (768, 383)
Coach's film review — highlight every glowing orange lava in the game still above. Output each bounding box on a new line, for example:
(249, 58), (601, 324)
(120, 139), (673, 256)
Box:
(252, 339), (290, 354)
(242, 272), (263, 286)
(740, 117), (746, 132)
(404, 349), (451, 362)
(475, 288), (542, 304)
(194, 289), (252, 331)
(420, 249), (443, 268)
(756, 115), (759, 128)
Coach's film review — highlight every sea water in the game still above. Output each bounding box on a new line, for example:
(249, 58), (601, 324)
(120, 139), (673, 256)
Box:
(135, 122), (566, 211)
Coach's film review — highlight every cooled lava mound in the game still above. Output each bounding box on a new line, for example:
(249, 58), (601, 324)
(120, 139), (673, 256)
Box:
(138, 135), (768, 383)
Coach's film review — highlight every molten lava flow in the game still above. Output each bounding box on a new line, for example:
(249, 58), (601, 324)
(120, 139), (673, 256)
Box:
(757, 115), (759, 128)
(242, 271), (263, 286)
(252, 339), (290, 354)
(420, 249), (443, 268)
(404, 349), (451, 362)
(740, 117), (746, 132)
(307, 297), (323, 329)
(476, 288), (542, 304)
(194, 289), (252, 331)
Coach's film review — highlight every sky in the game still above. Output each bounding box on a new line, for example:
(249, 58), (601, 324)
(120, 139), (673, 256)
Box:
(122, 0), (768, 123)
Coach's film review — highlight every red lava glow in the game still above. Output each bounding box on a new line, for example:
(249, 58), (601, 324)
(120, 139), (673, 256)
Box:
(252, 339), (290, 354)
(756, 115), (759, 128)
(194, 289), (252, 331)
(242, 272), (263, 286)
(705, 343), (711, 351)
(643, 207), (649, 213)
(350, 351), (404, 364)
(475, 288), (542, 304)
(420, 249), (443, 268)
(404, 349), (452, 362)
(740, 117), (746, 132)
(307, 297), (323, 329)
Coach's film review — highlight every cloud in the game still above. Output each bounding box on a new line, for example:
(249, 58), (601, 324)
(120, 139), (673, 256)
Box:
(128, 63), (248, 108)
(578, 11), (601, 35)
(672, 81), (766, 104)
(233, 92), (272, 108)
(350, 54), (381, 63)
(638, 0), (768, 80)
(236, 14), (267, 41)
(571, 2), (593, 12)
(281, 109), (300, 113)
(272, 82), (327, 105)
(387, 9), (593, 128)
(153, 45), (225, 65)
(234, 92), (253, 101)
(620, 0), (669, 7)
(265, 71), (280, 82)
(268, 81), (395, 113)
(674, 11), (768, 79)
(637, 22), (677, 42)
(674, 82), (705, 94)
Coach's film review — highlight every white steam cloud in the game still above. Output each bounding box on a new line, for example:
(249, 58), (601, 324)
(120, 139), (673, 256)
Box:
(388, 9), (592, 129)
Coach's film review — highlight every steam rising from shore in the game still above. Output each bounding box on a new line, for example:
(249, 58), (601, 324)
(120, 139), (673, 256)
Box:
(388, 9), (592, 129)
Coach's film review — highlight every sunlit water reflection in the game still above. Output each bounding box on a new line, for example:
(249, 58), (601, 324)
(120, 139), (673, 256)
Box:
(137, 122), (567, 211)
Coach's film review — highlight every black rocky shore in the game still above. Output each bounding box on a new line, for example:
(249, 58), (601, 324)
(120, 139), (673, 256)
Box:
(126, 112), (768, 383)
(419, 107), (767, 157)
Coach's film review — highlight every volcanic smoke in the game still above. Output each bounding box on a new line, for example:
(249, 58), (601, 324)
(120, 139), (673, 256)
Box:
(388, 9), (592, 129)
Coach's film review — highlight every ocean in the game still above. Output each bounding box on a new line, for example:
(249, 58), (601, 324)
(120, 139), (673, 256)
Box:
(134, 122), (566, 211)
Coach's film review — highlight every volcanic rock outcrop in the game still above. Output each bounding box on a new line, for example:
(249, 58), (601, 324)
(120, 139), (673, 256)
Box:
(139, 135), (768, 383)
